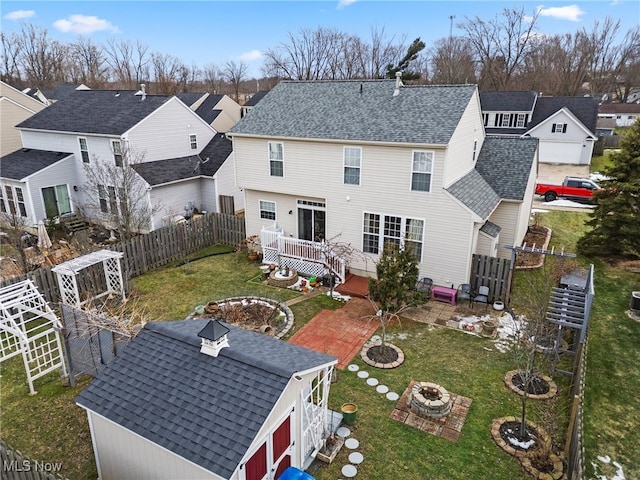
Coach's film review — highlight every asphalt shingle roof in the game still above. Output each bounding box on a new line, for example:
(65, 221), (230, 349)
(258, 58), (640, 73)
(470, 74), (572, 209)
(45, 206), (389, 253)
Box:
(0, 149), (73, 180)
(17, 90), (172, 135)
(479, 91), (537, 112)
(132, 134), (232, 186)
(529, 96), (599, 134)
(194, 94), (225, 124)
(446, 136), (538, 217)
(229, 81), (477, 144)
(76, 319), (335, 478)
(243, 90), (269, 107)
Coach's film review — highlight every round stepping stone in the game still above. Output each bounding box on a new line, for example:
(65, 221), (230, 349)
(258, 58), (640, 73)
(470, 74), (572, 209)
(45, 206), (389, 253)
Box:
(366, 377), (379, 386)
(342, 464), (357, 478)
(347, 364), (359, 372)
(357, 370), (369, 378)
(336, 426), (351, 438)
(349, 452), (364, 464)
(386, 391), (400, 401)
(376, 384), (389, 394)
(345, 437), (359, 449)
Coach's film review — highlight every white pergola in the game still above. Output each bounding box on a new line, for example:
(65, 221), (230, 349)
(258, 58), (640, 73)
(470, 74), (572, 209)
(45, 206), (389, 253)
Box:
(0, 280), (68, 395)
(52, 249), (125, 307)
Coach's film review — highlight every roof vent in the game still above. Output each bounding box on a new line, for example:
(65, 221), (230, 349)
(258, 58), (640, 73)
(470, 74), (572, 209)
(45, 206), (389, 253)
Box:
(135, 83), (147, 101)
(393, 72), (403, 97)
(197, 320), (230, 357)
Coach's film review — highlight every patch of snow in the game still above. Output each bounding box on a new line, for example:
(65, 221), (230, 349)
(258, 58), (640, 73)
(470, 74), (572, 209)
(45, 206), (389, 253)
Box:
(598, 455), (611, 464)
(591, 455), (626, 480)
(493, 312), (525, 353)
(531, 208), (550, 214)
(544, 198), (594, 209)
(326, 291), (350, 302)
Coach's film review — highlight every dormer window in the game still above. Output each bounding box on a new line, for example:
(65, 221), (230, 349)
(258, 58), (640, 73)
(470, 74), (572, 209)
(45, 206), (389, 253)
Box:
(198, 320), (230, 357)
(516, 113), (526, 128)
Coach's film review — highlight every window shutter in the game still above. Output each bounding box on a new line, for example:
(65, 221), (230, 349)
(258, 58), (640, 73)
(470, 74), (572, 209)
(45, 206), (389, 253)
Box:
(562, 124), (567, 133)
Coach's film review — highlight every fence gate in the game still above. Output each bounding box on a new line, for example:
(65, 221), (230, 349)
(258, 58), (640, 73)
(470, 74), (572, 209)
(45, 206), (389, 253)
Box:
(0, 280), (68, 395)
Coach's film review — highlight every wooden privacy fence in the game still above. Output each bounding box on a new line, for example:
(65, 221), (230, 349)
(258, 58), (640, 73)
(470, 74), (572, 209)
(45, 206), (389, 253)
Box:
(0, 212), (246, 304)
(1, 440), (68, 480)
(469, 254), (510, 303)
(565, 341), (587, 480)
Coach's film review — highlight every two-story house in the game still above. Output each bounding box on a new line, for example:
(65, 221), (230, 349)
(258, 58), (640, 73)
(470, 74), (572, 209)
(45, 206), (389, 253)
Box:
(598, 103), (640, 128)
(228, 79), (538, 287)
(480, 92), (598, 166)
(1, 88), (241, 230)
(0, 81), (47, 156)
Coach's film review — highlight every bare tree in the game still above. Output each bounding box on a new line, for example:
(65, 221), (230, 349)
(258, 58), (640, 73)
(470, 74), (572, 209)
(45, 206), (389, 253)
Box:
(460, 7), (539, 90)
(105, 38), (150, 90)
(151, 52), (187, 94)
(69, 36), (109, 88)
(81, 145), (161, 239)
(223, 60), (248, 102)
(364, 27), (405, 79)
(19, 23), (68, 88)
(429, 36), (477, 84)
(1, 30), (24, 85)
(0, 212), (33, 274)
(202, 63), (223, 93)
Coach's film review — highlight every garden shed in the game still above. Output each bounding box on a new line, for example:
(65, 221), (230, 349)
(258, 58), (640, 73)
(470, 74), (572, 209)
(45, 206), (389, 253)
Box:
(76, 319), (337, 480)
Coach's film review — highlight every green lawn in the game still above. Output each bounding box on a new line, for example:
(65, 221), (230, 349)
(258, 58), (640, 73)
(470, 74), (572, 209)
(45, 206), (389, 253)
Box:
(1, 210), (638, 479)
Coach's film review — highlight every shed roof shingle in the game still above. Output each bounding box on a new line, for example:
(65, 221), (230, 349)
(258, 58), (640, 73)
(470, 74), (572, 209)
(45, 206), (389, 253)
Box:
(230, 81), (476, 144)
(0, 149), (73, 180)
(76, 319), (335, 478)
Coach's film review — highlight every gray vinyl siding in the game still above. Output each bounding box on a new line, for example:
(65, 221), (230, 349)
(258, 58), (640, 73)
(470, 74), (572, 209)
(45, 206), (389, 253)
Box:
(527, 112), (592, 165)
(488, 203), (520, 259)
(87, 412), (220, 480)
(213, 153), (244, 213)
(28, 156), (76, 224)
(150, 179), (201, 229)
(126, 98), (215, 161)
(200, 177), (218, 214)
(239, 136), (477, 286)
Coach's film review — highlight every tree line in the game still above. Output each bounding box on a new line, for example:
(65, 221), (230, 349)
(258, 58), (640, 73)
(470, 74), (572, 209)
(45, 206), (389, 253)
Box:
(2, 7), (639, 101)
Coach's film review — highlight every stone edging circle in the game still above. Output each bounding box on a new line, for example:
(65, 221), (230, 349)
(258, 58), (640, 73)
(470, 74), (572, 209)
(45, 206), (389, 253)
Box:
(491, 416), (564, 480)
(360, 341), (405, 369)
(190, 296), (294, 339)
(503, 370), (558, 400)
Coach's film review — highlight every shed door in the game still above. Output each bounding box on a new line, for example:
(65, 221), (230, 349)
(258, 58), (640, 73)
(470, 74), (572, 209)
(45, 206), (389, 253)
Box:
(244, 410), (294, 480)
(273, 416), (292, 478)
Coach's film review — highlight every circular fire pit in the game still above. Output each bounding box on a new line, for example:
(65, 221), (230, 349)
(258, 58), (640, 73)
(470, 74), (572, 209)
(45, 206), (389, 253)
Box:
(268, 269), (298, 288)
(409, 382), (452, 419)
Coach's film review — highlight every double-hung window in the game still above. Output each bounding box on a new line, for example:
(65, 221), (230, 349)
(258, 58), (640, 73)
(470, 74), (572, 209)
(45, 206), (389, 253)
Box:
(189, 134), (198, 150)
(3, 185), (27, 217)
(268, 142), (284, 177)
(259, 200), (276, 220)
(552, 123), (567, 133)
(343, 147), (361, 185)
(362, 213), (380, 254)
(112, 140), (123, 167)
(411, 151), (433, 192)
(516, 113), (526, 128)
(98, 185), (108, 213)
(79, 137), (90, 163)
(501, 113), (511, 127)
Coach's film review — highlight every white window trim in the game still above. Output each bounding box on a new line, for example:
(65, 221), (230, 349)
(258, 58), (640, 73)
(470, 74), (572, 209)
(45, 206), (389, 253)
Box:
(362, 211), (425, 261)
(189, 133), (198, 150)
(516, 113), (526, 128)
(501, 113), (511, 127)
(343, 146), (362, 185)
(78, 137), (89, 163)
(112, 140), (123, 167)
(268, 141), (284, 177)
(259, 199), (276, 221)
(410, 150), (434, 193)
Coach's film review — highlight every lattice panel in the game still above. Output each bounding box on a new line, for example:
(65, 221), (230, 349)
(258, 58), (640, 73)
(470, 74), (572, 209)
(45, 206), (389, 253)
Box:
(104, 257), (123, 294)
(280, 257), (327, 280)
(57, 273), (79, 306)
(26, 330), (64, 378)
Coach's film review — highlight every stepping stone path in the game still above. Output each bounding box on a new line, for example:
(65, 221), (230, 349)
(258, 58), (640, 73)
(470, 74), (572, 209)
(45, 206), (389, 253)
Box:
(336, 365), (404, 478)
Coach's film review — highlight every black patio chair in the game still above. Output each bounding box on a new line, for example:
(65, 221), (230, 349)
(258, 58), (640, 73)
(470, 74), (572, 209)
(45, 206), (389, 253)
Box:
(416, 277), (433, 296)
(457, 283), (472, 305)
(472, 285), (490, 310)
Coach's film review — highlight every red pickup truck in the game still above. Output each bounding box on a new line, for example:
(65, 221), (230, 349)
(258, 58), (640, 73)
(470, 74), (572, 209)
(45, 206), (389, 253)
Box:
(535, 176), (601, 202)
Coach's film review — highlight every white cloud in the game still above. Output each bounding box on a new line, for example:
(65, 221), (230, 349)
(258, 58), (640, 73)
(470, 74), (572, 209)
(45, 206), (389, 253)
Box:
(337, 0), (358, 10)
(53, 14), (119, 34)
(4, 10), (36, 20)
(239, 50), (263, 62)
(537, 5), (585, 22)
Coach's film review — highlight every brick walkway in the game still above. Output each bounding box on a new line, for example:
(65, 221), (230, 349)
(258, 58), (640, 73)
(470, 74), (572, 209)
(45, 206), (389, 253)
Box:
(288, 297), (378, 370)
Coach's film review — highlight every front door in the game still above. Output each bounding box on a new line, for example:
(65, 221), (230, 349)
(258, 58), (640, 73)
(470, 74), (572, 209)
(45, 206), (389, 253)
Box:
(297, 202), (325, 242)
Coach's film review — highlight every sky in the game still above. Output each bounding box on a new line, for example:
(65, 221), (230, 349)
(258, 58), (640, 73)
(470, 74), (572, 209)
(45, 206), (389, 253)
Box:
(2, 0), (639, 78)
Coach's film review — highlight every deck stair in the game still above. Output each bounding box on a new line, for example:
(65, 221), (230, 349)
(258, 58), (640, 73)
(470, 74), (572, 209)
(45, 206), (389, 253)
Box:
(60, 213), (88, 232)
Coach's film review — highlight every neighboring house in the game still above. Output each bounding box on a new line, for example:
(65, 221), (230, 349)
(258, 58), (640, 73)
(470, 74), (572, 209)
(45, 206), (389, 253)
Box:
(480, 91), (598, 165)
(598, 103), (640, 127)
(241, 91), (269, 117)
(228, 80), (538, 287)
(0, 81), (47, 156)
(41, 83), (90, 103)
(76, 319), (337, 480)
(2, 88), (240, 229)
(178, 92), (242, 133)
(596, 118), (617, 136)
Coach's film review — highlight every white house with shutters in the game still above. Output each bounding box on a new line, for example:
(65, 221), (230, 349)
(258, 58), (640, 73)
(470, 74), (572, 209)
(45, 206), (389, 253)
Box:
(228, 79), (539, 287)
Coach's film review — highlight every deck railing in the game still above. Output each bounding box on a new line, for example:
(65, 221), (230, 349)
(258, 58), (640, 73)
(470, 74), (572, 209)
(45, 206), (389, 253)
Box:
(260, 226), (346, 283)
